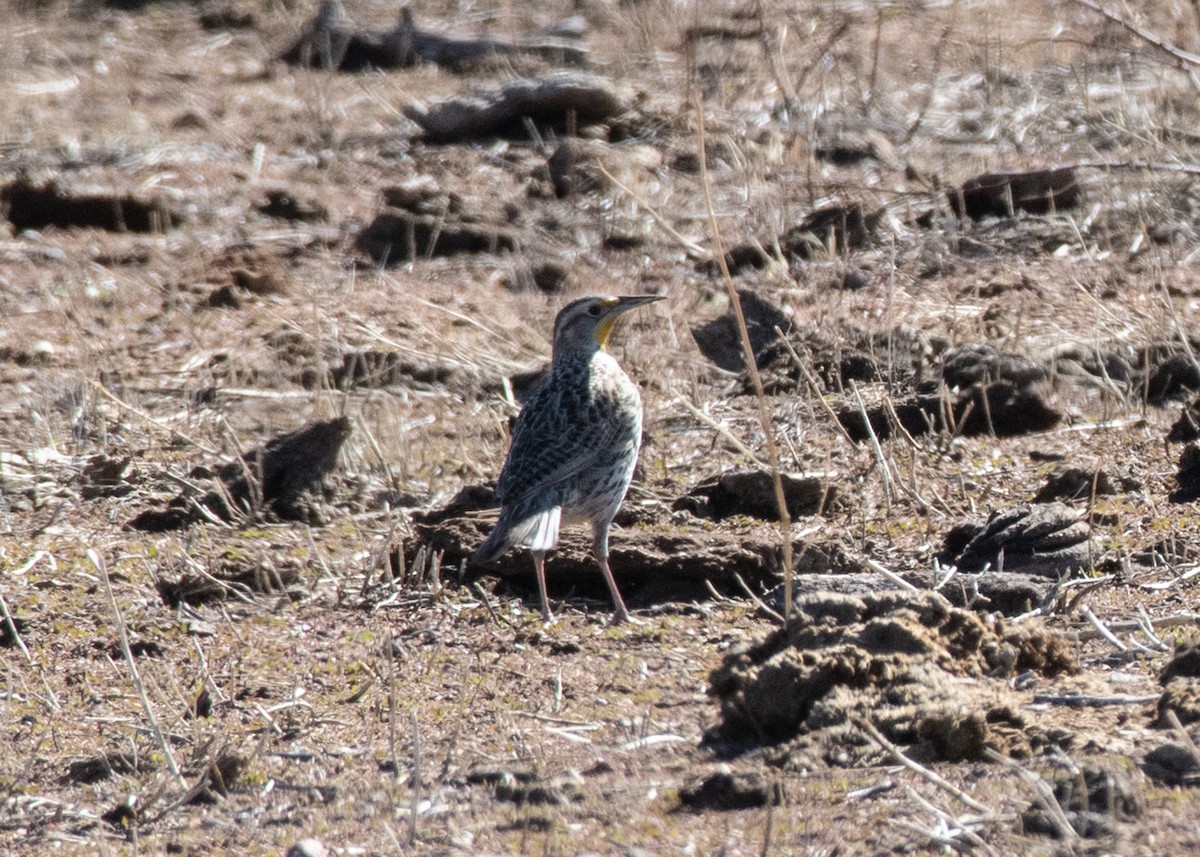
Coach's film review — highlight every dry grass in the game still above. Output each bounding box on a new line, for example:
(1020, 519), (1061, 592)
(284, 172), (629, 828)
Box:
(3, 0), (1200, 853)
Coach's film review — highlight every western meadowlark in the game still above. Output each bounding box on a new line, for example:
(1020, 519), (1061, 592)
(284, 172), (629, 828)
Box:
(473, 294), (663, 623)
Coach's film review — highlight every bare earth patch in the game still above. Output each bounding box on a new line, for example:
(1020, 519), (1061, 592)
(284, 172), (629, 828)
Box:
(3, 0), (1200, 854)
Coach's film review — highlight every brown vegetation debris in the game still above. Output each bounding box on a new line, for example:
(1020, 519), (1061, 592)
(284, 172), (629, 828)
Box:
(1021, 766), (1142, 839)
(1143, 742), (1200, 787)
(775, 571), (1055, 618)
(1156, 680), (1200, 728)
(939, 503), (1094, 577)
(282, 4), (588, 73)
(938, 343), (1047, 389)
(402, 72), (628, 142)
(1168, 396), (1200, 442)
(157, 555), (304, 608)
(356, 211), (520, 266)
(1161, 635), (1200, 684)
(1147, 353), (1200, 404)
(413, 512), (835, 608)
(690, 289), (792, 373)
(837, 380), (1062, 442)
(544, 138), (662, 198)
(1032, 465), (1140, 503)
(327, 350), (456, 391)
(79, 454), (136, 499)
(707, 591), (1075, 766)
(62, 752), (144, 785)
(719, 203), (879, 273)
(198, 4), (257, 31)
(256, 189), (329, 223)
(491, 770), (583, 807)
(759, 323), (925, 395)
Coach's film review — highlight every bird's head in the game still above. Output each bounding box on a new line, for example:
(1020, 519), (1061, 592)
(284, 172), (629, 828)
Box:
(550, 294), (663, 358)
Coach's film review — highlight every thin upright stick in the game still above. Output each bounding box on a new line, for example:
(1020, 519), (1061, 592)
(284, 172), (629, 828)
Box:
(695, 100), (795, 621)
(90, 549), (184, 785)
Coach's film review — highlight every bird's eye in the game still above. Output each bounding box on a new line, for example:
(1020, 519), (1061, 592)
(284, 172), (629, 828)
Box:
(587, 304), (604, 317)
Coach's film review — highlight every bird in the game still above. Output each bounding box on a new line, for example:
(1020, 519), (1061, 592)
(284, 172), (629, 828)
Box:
(472, 294), (664, 624)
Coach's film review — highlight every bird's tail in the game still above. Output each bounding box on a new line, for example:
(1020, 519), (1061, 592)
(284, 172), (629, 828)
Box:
(472, 506), (561, 565)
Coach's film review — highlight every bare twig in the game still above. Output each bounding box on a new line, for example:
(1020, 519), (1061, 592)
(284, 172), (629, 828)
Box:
(901, 784), (996, 854)
(0, 590), (32, 665)
(1079, 605), (1127, 652)
(856, 718), (990, 814)
(674, 397), (768, 466)
(1064, 612), (1200, 642)
(1165, 709), (1200, 767)
(864, 559), (920, 592)
(850, 381), (893, 513)
(1067, 0), (1200, 90)
(733, 571), (785, 623)
(985, 749), (1079, 842)
(594, 160), (708, 257)
(89, 550), (184, 785)
(1032, 693), (1159, 707)
(91, 382), (220, 456)
(409, 710), (421, 846)
(695, 99), (795, 620)
(386, 630), (401, 782)
(775, 330), (857, 445)
(471, 581), (506, 627)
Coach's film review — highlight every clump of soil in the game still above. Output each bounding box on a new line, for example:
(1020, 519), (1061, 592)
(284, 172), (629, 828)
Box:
(939, 503), (1094, 577)
(1021, 765), (1142, 839)
(706, 590), (1075, 768)
(128, 417), (353, 531)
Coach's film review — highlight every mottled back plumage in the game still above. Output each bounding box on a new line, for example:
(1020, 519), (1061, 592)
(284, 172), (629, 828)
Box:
(473, 294), (662, 622)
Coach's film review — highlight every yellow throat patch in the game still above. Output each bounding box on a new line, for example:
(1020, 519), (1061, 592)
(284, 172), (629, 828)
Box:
(595, 298), (622, 348)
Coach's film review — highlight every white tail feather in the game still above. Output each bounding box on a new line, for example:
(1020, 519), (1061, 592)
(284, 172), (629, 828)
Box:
(514, 506), (561, 553)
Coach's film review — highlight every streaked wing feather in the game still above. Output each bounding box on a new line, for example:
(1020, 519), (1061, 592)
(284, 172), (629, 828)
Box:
(496, 375), (633, 509)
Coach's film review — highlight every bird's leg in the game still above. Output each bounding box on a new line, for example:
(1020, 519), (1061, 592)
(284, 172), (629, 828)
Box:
(596, 552), (632, 624)
(532, 550), (554, 623)
(592, 521), (632, 624)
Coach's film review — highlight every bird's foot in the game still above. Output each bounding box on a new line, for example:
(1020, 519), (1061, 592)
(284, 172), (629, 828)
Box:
(610, 609), (641, 626)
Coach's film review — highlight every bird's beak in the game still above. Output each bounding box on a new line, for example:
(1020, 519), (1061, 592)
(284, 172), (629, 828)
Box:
(598, 295), (664, 347)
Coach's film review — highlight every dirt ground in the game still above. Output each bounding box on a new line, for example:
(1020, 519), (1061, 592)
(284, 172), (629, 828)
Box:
(4, 0), (1200, 854)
